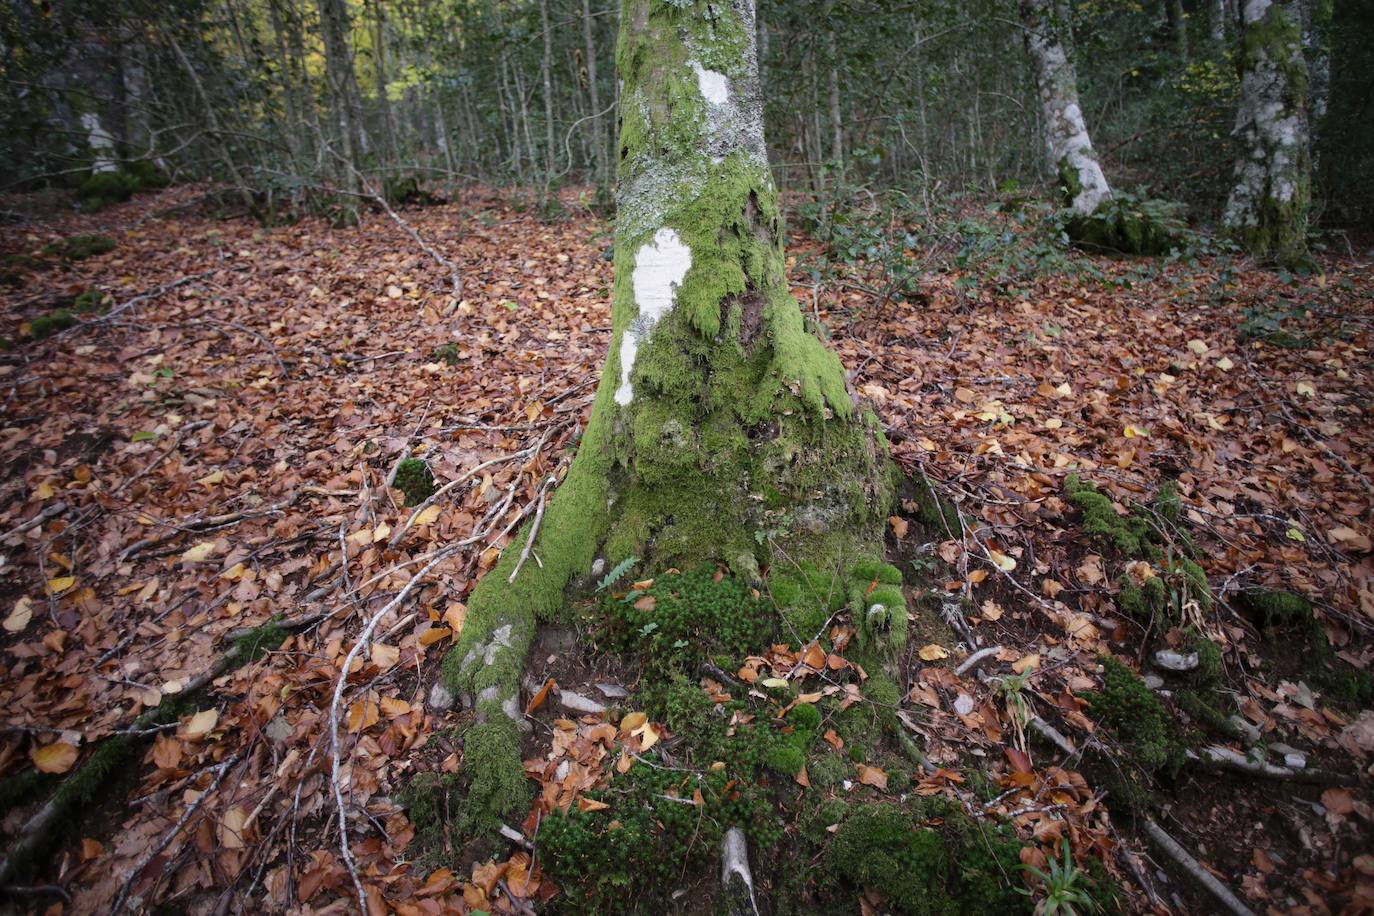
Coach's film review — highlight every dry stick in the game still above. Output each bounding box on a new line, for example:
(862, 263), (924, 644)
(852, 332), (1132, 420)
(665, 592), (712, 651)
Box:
(118, 500), (294, 562)
(508, 477), (554, 583)
(1142, 818), (1255, 916)
(0, 500), (67, 543)
(387, 450), (530, 547)
(328, 547), (458, 911)
(109, 748), (247, 916)
(114, 420), (213, 498)
(1190, 745), (1354, 785)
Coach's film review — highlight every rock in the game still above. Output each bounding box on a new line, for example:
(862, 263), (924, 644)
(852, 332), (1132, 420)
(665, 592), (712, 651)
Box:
(265, 715), (293, 744)
(953, 693), (975, 716)
(1153, 649), (1199, 672)
(427, 682), (456, 712)
(1282, 752), (1307, 770)
(591, 557), (606, 578)
(596, 683), (629, 699)
(1143, 673), (1165, 690)
(558, 690), (607, 715)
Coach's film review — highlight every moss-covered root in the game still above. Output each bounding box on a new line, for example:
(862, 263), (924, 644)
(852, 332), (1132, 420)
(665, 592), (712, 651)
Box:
(720, 827), (759, 915)
(434, 430), (612, 839)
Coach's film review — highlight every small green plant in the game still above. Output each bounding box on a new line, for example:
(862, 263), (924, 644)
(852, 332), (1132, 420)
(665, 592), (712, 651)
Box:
(73, 289), (105, 314)
(434, 343), (459, 365)
(393, 457), (435, 507)
(993, 669), (1034, 752)
(595, 556), (638, 593)
(1018, 839), (1099, 915)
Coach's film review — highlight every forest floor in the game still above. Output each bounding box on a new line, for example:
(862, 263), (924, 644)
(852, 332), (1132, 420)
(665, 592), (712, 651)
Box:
(0, 183), (1371, 915)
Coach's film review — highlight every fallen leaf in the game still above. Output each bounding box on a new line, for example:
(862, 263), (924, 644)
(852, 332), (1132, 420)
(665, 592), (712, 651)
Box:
(46, 575), (75, 595)
(185, 708), (219, 739)
(32, 741), (78, 773)
(4, 597), (33, 632)
(918, 644), (949, 662)
(180, 542), (216, 563)
(856, 764), (888, 789)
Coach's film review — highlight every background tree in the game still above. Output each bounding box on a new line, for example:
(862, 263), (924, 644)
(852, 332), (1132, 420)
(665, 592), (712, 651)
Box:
(431, 0), (897, 837)
(1221, 0), (1311, 266)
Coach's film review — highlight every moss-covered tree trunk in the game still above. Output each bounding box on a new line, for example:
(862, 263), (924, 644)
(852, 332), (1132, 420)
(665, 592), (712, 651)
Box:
(433, 0), (894, 838)
(1222, 0), (1312, 266)
(1019, 0), (1113, 217)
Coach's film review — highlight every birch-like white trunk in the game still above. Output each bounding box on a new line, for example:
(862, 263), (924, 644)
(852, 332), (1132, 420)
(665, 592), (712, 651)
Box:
(1222, 0), (1311, 264)
(1018, 0), (1112, 216)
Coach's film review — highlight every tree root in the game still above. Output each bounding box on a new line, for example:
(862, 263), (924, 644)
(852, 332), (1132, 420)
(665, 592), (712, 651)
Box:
(1142, 818), (1255, 916)
(1189, 745), (1355, 786)
(720, 827), (760, 916)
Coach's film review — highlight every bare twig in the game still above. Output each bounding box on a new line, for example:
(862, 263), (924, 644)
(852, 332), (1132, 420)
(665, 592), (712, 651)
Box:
(0, 501), (68, 543)
(509, 476), (554, 583)
(1142, 818), (1254, 916)
(328, 547), (457, 911)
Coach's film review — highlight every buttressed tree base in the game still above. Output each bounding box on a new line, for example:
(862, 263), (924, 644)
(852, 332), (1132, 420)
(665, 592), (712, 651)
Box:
(432, 0), (901, 839)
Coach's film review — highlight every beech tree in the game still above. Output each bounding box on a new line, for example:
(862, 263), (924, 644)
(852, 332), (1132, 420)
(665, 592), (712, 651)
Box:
(1222, 0), (1312, 265)
(1017, 0), (1113, 220)
(429, 0), (897, 836)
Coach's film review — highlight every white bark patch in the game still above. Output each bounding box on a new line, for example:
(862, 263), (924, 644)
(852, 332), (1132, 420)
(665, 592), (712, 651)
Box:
(615, 228), (692, 406)
(81, 113), (118, 173)
(691, 61), (730, 106)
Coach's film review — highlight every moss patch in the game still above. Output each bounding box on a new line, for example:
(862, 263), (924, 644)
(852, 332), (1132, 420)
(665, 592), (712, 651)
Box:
(393, 458), (435, 507)
(43, 234), (116, 261)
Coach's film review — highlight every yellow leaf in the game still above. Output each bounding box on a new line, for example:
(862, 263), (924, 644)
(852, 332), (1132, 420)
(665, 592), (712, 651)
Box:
(371, 523), (391, 543)
(1122, 425), (1149, 438)
(418, 626), (452, 647)
(4, 597), (33, 633)
(1296, 381), (1315, 397)
(348, 529), (372, 546)
(180, 542), (216, 563)
(856, 764), (888, 789)
(379, 696), (412, 718)
(220, 563), (246, 580)
(988, 549), (1016, 572)
(1012, 654), (1040, 674)
(372, 643), (400, 671)
(619, 711), (648, 732)
(46, 576), (75, 595)
(760, 677), (790, 689)
(1187, 339), (1209, 356)
(185, 708), (219, 739)
(633, 721), (660, 750)
(348, 696), (380, 732)
(443, 602), (467, 634)
(918, 644), (949, 662)
(31, 742), (78, 774)
(218, 806), (249, 849)
(33, 481), (57, 500)
(413, 504), (442, 527)
(1215, 356), (1234, 371)
(196, 470), (225, 487)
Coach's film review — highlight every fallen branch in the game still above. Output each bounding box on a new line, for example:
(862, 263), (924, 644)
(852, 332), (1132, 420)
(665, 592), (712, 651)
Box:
(328, 547), (458, 911)
(109, 748), (246, 916)
(954, 645), (1001, 677)
(387, 450), (534, 547)
(508, 477), (554, 583)
(118, 499), (294, 561)
(1190, 745), (1354, 785)
(0, 501), (68, 543)
(1142, 818), (1255, 916)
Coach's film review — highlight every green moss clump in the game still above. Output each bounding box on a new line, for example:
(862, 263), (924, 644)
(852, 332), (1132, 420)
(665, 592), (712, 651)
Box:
(73, 289), (105, 314)
(397, 771), (460, 867)
(909, 473), (962, 534)
(0, 768), (57, 817)
(44, 234), (116, 261)
(1065, 475), (1153, 557)
(393, 457), (435, 507)
(29, 309), (76, 339)
(807, 752), (849, 789)
(1065, 194), (1187, 257)
(1086, 655), (1186, 777)
(1238, 588), (1312, 628)
(77, 171), (139, 211)
(0, 336), (10, 351)
(822, 799), (1029, 914)
(609, 566), (775, 675)
(434, 343), (459, 365)
(227, 619), (288, 664)
(457, 718), (532, 839)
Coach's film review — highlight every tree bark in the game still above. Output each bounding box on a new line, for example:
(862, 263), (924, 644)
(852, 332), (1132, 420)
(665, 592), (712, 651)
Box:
(318, 0), (367, 201)
(1018, 0), (1113, 216)
(435, 0), (894, 839)
(1222, 0), (1311, 266)
(581, 0), (610, 198)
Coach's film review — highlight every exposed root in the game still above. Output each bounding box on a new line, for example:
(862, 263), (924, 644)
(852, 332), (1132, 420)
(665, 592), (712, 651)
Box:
(1190, 745), (1355, 786)
(1142, 818), (1255, 916)
(720, 827), (760, 916)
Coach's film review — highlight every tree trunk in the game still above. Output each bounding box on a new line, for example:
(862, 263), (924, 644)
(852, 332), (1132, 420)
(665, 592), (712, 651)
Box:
(540, 0), (557, 188)
(1222, 0), (1311, 266)
(318, 0), (367, 202)
(826, 23), (843, 184)
(434, 0), (894, 840)
(1167, 0), (1191, 59)
(581, 0), (610, 199)
(1210, 0), (1230, 43)
(1018, 0), (1112, 216)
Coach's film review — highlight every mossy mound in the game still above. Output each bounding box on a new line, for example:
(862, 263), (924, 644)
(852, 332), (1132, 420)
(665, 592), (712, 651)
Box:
(43, 234), (116, 261)
(29, 309), (76, 339)
(608, 566), (776, 675)
(1238, 589), (1374, 712)
(768, 558), (907, 667)
(393, 457), (435, 507)
(383, 176), (443, 206)
(1083, 655), (1189, 811)
(816, 799), (1030, 914)
(1065, 194), (1187, 256)
(1065, 475), (1210, 626)
(77, 163), (169, 211)
(434, 343), (460, 365)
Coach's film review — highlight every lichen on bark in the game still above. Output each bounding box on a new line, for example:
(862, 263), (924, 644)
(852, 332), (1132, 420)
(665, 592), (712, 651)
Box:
(1222, 0), (1312, 267)
(435, 0), (897, 842)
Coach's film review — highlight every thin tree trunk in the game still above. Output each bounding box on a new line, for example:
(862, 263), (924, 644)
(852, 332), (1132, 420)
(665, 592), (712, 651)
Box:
(1018, 0), (1112, 215)
(167, 34), (256, 213)
(540, 0), (556, 191)
(826, 23), (843, 184)
(581, 0), (609, 197)
(1222, 0), (1311, 265)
